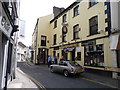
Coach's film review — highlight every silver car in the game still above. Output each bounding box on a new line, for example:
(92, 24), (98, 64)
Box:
(49, 60), (85, 77)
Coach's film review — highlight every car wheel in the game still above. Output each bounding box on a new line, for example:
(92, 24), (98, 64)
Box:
(50, 67), (54, 73)
(63, 70), (69, 77)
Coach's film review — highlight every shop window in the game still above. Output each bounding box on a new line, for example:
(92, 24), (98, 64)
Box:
(73, 5), (79, 17)
(61, 50), (68, 60)
(62, 14), (67, 23)
(77, 52), (81, 61)
(41, 35), (46, 46)
(53, 34), (57, 45)
(89, 16), (98, 35)
(73, 24), (79, 40)
(96, 44), (103, 51)
(89, 0), (98, 7)
(53, 51), (56, 57)
(84, 44), (104, 67)
(54, 20), (57, 28)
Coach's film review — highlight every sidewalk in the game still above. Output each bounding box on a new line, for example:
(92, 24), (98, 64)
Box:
(7, 68), (39, 89)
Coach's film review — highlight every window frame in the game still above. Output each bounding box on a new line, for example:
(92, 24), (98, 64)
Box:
(89, 0), (98, 8)
(53, 34), (57, 45)
(54, 20), (57, 28)
(89, 16), (98, 35)
(73, 5), (79, 17)
(41, 35), (46, 46)
(73, 24), (79, 40)
(62, 14), (67, 23)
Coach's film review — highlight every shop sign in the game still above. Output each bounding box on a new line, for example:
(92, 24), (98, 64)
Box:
(77, 48), (81, 52)
(81, 40), (96, 46)
(0, 4), (12, 37)
(64, 47), (75, 52)
(61, 43), (79, 49)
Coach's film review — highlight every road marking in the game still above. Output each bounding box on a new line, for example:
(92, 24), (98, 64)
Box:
(17, 68), (46, 90)
(81, 77), (120, 89)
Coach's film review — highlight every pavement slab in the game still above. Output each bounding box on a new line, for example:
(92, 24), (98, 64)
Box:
(7, 68), (39, 89)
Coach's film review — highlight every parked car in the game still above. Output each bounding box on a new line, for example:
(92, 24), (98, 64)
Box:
(49, 60), (85, 77)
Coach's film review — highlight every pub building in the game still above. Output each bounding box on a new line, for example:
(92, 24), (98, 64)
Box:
(0, 1), (19, 89)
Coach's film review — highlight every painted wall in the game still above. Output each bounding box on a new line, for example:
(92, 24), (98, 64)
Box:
(50, 1), (112, 68)
(34, 14), (54, 63)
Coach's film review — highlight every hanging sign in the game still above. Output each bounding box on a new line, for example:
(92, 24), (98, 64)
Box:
(0, 3), (12, 37)
(62, 26), (68, 34)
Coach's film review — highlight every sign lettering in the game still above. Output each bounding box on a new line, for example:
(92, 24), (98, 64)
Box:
(1, 16), (10, 31)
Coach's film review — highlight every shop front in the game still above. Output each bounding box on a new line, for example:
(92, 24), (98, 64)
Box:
(63, 47), (75, 61)
(0, 3), (14, 89)
(82, 40), (104, 67)
(61, 43), (78, 61)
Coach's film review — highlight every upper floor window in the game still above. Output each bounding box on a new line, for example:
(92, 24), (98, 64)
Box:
(54, 20), (57, 28)
(62, 34), (66, 42)
(73, 24), (79, 39)
(89, 0), (98, 7)
(89, 16), (98, 35)
(41, 35), (46, 46)
(62, 14), (67, 23)
(62, 26), (67, 42)
(53, 34), (57, 45)
(73, 6), (79, 17)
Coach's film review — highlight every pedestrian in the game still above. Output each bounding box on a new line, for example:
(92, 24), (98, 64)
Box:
(48, 55), (52, 67)
(54, 56), (57, 64)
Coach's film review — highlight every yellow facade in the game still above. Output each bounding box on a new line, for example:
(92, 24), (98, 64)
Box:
(49, 1), (113, 71)
(32, 14), (54, 64)
(32, 1), (116, 72)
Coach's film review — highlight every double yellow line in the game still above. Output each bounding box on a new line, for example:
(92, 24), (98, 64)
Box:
(81, 77), (120, 89)
(17, 68), (46, 90)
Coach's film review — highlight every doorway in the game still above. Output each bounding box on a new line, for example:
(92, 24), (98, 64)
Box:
(38, 48), (48, 64)
(117, 50), (120, 76)
(71, 49), (75, 61)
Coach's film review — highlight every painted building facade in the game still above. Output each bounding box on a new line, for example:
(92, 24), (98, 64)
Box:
(17, 41), (26, 62)
(32, 0), (120, 78)
(32, 14), (54, 64)
(50, 0), (113, 75)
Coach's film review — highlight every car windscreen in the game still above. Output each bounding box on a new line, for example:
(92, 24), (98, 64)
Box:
(69, 62), (80, 66)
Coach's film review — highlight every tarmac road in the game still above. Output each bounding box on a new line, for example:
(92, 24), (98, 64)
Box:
(17, 61), (119, 89)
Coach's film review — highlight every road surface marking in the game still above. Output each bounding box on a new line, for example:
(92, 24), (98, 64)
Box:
(17, 68), (46, 90)
(81, 77), (120, 89)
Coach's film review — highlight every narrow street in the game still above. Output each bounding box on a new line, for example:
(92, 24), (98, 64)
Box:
(17, 62), (119, 89)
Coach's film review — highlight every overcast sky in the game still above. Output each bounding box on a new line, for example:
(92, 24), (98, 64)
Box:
(19, 0), (76, 46)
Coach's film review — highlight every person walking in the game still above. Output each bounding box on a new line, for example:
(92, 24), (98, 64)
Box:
(48, 55), (52, 67)
(54, 56), (58, 64)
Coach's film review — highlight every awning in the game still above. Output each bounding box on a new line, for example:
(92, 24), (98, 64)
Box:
(117, 36), (120, 50)
(110, 34), (120, 50)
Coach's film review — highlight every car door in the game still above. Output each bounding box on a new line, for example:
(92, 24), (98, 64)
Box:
(53, 64), (60, 72)
(59, 62), (68, 73)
